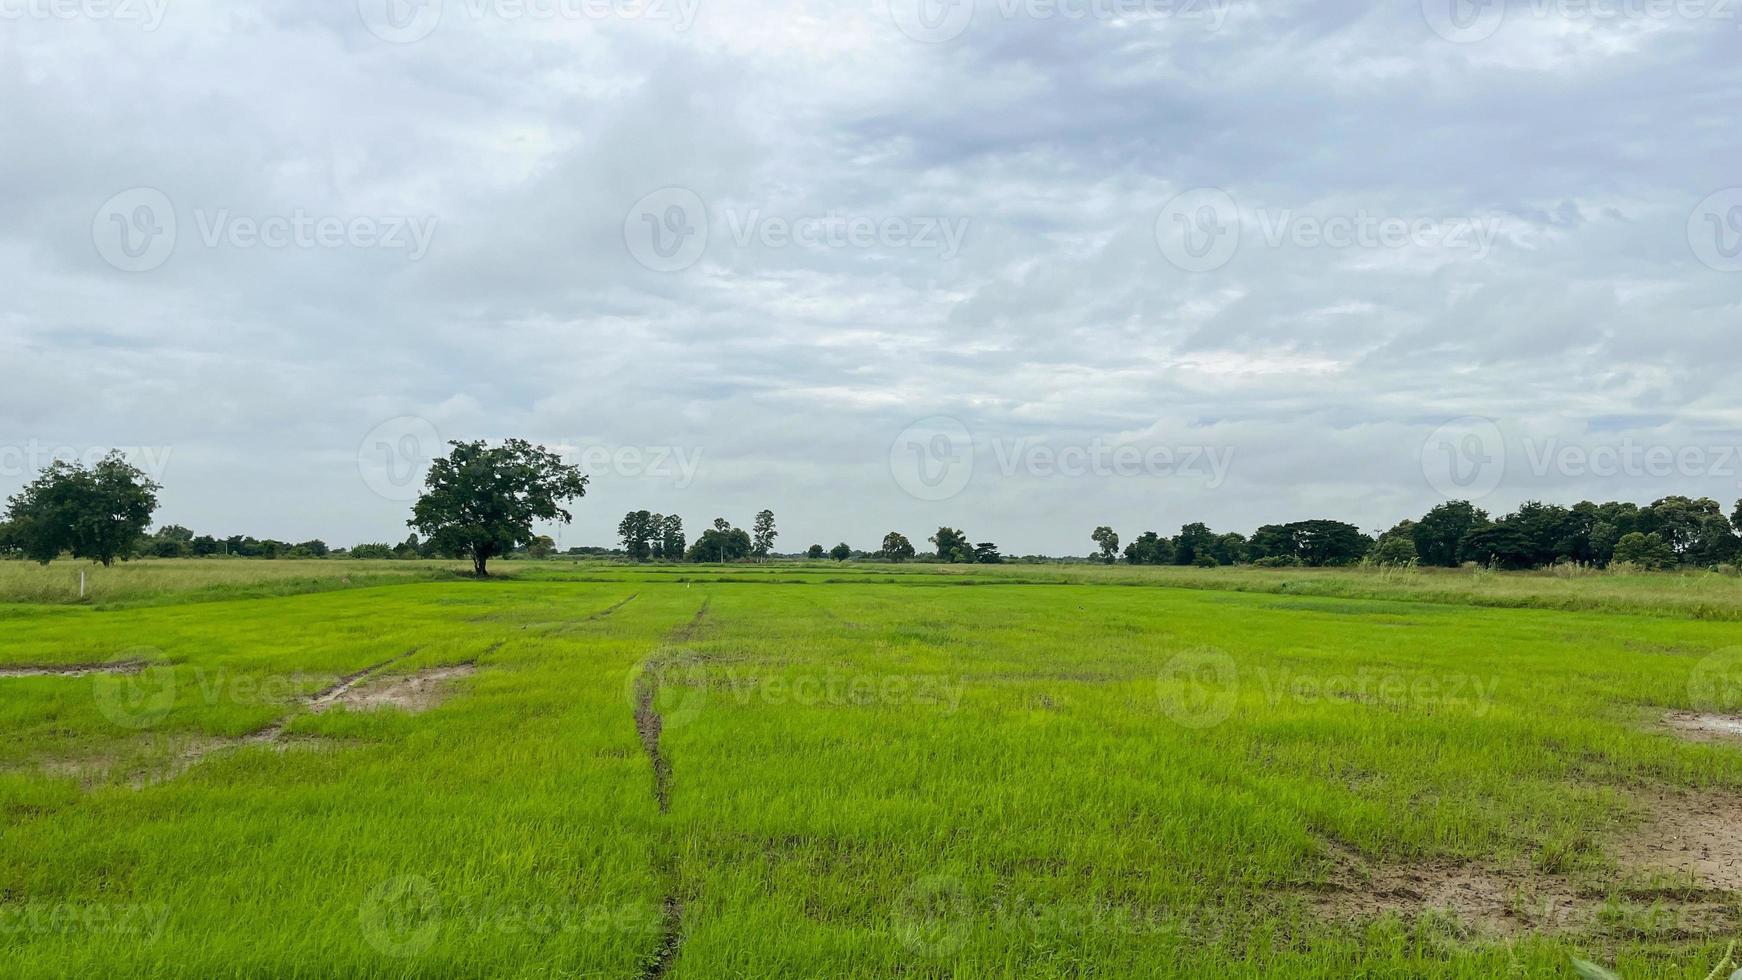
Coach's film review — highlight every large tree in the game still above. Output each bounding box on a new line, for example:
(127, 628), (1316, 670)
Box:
(1412, 501), (1488, 567)
(618, 510), (655, 560)
(1171, 522), (1217, 566)
(879, 532), (916, 562)
(829, 542), (852, 562)
(1612, 532), (1675, 570)
(752, 509), (778, 561)
(1090, 526), (1119, 564)
(5, 452), (161, 567)
(1122, 531), (1173, 565)
(687, 520), (752, 562)
(660, 514), (686, 559)
(409, 439), (589, 577)
(930, 527), (972, 563)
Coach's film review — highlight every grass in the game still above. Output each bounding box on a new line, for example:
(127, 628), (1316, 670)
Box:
(4, 560), (1742, 976)
(0, 558), (474, 606)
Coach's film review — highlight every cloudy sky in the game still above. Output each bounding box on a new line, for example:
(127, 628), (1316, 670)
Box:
(3, 0), (1739, 555)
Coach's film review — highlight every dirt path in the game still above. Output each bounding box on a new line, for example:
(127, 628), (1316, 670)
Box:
(0, 660), (148, 678)
(633, 599), (711, 980)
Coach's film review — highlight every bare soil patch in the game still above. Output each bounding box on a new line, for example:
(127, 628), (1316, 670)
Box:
(1308, 845), (1587, 936)
(1616, 789), (1742, 892)
(1663, 711), (1742, 744)
(0, 660), (147, 678)
(316, 664), (477, 714)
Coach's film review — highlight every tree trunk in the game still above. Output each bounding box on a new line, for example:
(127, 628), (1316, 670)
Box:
(474, 554), (488, 578)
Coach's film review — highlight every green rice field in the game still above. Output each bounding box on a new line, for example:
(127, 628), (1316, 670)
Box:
(5, 561), (1742, 977)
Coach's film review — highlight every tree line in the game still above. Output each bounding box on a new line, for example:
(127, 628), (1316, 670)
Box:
(6, 444), (1741, 575)
(1088, 495), (1742, 571)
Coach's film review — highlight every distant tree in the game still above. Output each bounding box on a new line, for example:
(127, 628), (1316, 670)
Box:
(1171, 523), (1217, 566)
(660, 514), (686, 559)
(1090, 526), (1119, 565)
(0, 520), (19, 559)
(1122, 530), (1173, 565)
(4, 452), (161, 567)
(752, 510), (778, 561)
(1211, 532), (1248, 566)
(150, 524), (195, 558)
(1734, 499), (1742, 535)
(350, 543), (396, 560)
(806, 544), (825, 560)
(687, 522), (752, 562)
(1589, 521), (1622, 565)
(973, 542), (1003, 564)
(713, 517), (731, 532)
(1192, 553), (1219, 568)
(189, 534), (222, 557)
(648, 514), (668, 558)
(880, 532), (916, 562)
(1413, 501), (1488, 567)
(618, 510), (655, 561)
(930, 527), (972, 563)
(410, 439), (589, 578)
(1612, 532), (1675, 570)
(1289, 520), (1371, 567)
(1459, 523), (1536, 570)
(295, 539), (330, 558)
(829, 542), (852, 562)
(1644, 496), (1738, 566)
(1370, 534), (1419, 567)
(1246, 524), (1296, 562)
(527, 535), (557, 559)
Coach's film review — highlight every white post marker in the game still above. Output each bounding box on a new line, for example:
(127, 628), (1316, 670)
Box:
(80, 570), (87, 599)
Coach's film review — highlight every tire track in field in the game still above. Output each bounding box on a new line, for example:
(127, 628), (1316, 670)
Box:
(552, 593), (639, 635)
(633, 598), (710, 980)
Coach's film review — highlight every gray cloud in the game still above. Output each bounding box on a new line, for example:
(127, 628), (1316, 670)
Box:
(2, 0), (1739, 555)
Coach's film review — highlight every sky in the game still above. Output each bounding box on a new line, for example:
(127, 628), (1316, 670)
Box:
(2, 0), (1740, 556)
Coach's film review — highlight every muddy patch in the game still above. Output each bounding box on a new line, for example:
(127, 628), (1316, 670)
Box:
(1663, 711), (1742, 744)
(315, 665), (477, 714)
(0, 660), (148, 678)
(1308, 846), (1587, 936)
(1616, 790), (1742, 892)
